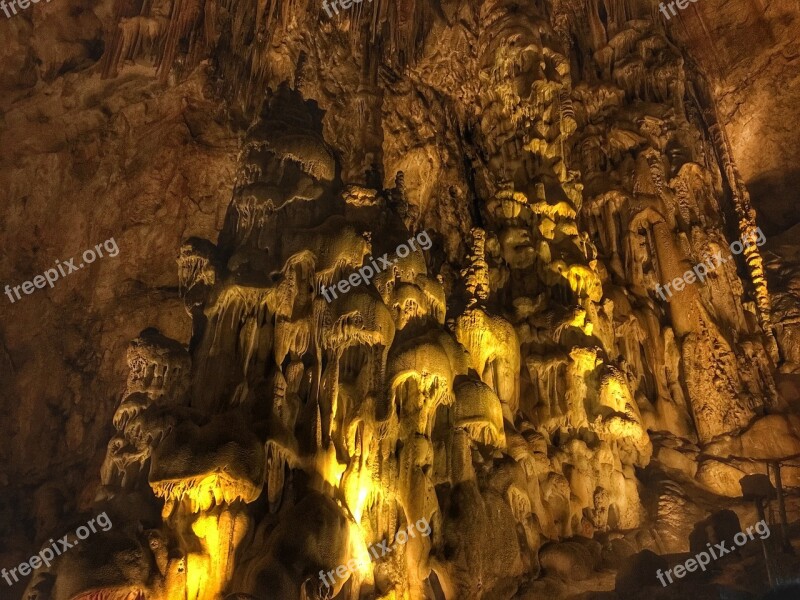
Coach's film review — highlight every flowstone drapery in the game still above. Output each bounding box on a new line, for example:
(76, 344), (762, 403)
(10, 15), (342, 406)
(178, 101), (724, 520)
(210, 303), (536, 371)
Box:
(25, 0), (800, 599)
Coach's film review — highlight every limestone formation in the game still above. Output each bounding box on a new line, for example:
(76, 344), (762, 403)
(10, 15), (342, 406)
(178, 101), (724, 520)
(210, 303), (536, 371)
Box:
(4, 0), (800, 599)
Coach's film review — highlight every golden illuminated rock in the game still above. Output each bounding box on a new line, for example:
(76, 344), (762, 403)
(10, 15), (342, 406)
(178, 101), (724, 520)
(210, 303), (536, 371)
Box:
(5, 0), (800, 599)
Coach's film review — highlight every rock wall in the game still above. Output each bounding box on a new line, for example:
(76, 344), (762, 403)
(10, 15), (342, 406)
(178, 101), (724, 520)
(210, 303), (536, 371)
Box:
(1, 0), (799, 599)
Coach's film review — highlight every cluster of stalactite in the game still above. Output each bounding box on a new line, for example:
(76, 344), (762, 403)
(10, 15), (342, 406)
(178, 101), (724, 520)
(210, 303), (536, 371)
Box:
(28, 0), (800, 599)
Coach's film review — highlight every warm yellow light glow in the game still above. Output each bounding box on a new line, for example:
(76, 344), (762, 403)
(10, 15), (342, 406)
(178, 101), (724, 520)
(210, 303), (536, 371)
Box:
(151, 469), (252, 600)
(184, 552), (211, 600)
(552, 262), (603, 302)
(570, 347), (600, 373)
(317, 442), (346, 487)
(566, 307), (592, 336)
(181, 507), (249, 600)
(152, 472), (261, 518)
(353, 480), (370, 523)
(347, 519), (374, 581)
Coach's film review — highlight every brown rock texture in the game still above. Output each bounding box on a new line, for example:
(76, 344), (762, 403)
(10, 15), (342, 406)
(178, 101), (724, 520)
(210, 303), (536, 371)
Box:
(1, 0), (799, 599)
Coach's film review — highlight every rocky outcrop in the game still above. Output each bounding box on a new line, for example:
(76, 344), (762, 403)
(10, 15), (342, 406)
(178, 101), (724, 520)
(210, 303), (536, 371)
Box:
(1, 0), (799, 599)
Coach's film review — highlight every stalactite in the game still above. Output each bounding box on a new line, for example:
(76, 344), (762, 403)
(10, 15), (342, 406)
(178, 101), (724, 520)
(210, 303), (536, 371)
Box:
(685, 75), (777, 360)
